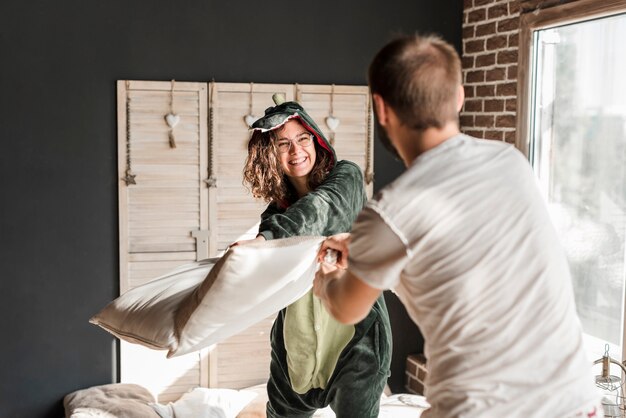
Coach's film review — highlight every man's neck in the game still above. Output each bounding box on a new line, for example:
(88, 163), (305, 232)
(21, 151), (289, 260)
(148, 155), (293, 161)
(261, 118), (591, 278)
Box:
(400, 122), (460, 166)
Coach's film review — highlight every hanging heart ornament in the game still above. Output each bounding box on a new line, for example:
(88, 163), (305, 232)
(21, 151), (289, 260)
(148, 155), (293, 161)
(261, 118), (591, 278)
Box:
(325, 115), (340, 132)
(244, 114), (257, 128)
(165, 113), (180, 128)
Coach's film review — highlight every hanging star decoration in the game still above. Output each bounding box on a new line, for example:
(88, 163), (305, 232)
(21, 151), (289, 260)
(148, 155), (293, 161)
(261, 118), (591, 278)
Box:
(122, 169), (136, 185)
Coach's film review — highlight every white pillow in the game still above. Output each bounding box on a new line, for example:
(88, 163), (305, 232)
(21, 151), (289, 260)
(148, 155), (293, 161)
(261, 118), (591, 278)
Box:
(90, 236), (324, 357)
(309, 394), (430, 418)
(151, 387), (258, 418)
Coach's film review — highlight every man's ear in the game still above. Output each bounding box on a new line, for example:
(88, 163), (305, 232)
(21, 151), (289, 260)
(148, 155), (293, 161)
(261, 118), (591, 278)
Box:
(372, 94), (389, 127)
(456, 84), (465, 113)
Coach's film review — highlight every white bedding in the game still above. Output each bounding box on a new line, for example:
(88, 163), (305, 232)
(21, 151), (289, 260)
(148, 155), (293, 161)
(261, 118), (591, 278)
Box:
(149, 385), (429, 418)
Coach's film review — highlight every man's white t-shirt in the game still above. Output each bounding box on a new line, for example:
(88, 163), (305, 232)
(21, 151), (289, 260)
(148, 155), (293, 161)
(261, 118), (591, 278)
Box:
(349, 135), (599, 417)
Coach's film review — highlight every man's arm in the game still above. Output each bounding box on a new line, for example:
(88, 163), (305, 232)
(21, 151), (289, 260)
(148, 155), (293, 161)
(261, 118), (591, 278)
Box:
(314, 263), (382, 325)
(314, 206), (409, 323)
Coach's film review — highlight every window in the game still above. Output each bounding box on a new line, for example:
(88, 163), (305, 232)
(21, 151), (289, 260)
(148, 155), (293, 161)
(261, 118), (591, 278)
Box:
(519, 2), (626, 361)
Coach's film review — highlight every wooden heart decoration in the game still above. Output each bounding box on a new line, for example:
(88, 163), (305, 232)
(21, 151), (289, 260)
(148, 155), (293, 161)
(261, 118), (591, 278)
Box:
(325, 116), (340, 132)
(165, 113), (180, 128)
(244, 114), (257, 127)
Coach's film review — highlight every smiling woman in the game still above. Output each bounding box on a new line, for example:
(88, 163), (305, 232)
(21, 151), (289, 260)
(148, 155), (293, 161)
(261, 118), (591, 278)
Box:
(237, 96), (392, 418)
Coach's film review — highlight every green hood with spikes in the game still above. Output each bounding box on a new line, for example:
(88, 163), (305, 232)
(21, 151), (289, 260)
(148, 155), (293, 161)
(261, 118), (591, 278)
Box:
(251, 95), (337, 165)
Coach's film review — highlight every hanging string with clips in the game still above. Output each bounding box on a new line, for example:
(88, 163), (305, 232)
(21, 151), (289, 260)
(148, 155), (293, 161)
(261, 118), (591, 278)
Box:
(122, 80), (137, 185)
(164, 79), (179, 148)
(325, 84), (340, 146)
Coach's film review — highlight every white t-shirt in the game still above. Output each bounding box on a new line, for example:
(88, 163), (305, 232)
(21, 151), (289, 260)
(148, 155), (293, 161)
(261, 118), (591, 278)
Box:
(349, 134), (599, 418)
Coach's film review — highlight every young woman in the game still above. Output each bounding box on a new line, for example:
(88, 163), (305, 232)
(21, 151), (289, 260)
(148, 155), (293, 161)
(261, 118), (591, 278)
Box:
(239, 97), (391, 418)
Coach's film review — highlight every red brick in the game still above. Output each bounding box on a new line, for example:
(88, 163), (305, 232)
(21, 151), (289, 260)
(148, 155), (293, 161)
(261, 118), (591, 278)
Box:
(520, 0), (543, 13)
(464, 25), (475, 38)
(477, 84), (495, 96)
(464, 0), (473, 8)
(486, 67), (506, 81)
(488, 4), (509, 19)
(506, 98), (517, 112)
(508, 65), (518, 79)
(496, 114), (516, 127)
(521, 0), (572, 13)
(496, 82), (517, 96)
(410, 353), (427, 364)
(468, 8), (487, 23)
(406, 359), (418, 376)
(509, 1), (521, 15)
(484, 99), (504, 112)
(464, 99), (483, 112)
(485, 130), (504, 140)
(417, 366), (428, 381)
(466, 70), (485, 83)
(462, 56), (475, 69)
(465, 39), (485, 54)
(476, 53), (496, 67)
(475, 115), (495, 127)
(464, 129), (485, 137)
(475, 0), (495, 6)
(464, 85), (475, 98)
(509, 33), (519, 47)
(476, 22), (496, 37)
(498, 17), (519, 32)
(406, 376), (424, 395)
(497, 49), (518, 64)
(460, 114), (474, 127)
(486, 35), (508, 51)
(504, 130), (516, 143)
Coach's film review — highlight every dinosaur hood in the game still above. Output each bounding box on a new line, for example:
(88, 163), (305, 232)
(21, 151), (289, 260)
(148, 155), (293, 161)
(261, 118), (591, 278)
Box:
(251, 95), (336, 165)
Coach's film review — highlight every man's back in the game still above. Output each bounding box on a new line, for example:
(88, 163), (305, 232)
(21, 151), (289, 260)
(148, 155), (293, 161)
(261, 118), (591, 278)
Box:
(351, 134), (598, 417)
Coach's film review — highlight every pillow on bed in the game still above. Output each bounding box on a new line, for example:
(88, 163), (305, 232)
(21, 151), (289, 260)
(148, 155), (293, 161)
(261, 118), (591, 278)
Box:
(64, 383), (159, 418)
(151, 387), (258, 418)
(90, 236), (324, 357)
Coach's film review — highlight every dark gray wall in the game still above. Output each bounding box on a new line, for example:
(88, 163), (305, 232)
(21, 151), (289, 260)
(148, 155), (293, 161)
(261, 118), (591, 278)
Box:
(0, 1), (461, 416)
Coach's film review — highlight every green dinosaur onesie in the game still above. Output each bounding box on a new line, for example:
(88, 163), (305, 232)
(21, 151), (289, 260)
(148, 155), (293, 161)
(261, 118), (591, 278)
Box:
(251, 99), (392, 418)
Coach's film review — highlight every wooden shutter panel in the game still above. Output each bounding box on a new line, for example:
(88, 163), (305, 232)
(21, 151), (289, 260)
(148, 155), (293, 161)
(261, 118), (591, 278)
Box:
(297, 84), (374, 198)
(116, 81), (373, 397)
(208, 82), (294, 388)
(117, 80), (209, 402)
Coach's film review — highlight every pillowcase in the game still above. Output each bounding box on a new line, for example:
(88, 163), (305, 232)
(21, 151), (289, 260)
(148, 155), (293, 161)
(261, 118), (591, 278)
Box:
(63, 383), (159, 418)
(150, 387), (258, 418)
(90, 236), (324, 357)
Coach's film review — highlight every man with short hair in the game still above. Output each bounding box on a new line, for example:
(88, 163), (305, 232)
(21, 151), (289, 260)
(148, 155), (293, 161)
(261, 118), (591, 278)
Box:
(313, 34), (601, 417)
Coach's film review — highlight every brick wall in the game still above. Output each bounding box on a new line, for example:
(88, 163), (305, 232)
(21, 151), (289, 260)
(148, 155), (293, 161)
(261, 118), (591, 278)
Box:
(405, 0), (588, 394)
(460, 0), (580, 144)
(405, 353), (428, 395)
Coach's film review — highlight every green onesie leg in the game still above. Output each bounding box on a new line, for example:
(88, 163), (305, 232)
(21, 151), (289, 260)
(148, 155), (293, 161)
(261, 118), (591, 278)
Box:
(266, 296), (391, 418)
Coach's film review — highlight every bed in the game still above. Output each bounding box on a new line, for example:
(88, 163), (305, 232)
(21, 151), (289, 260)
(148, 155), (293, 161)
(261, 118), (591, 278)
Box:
(64, 382), (429, 418)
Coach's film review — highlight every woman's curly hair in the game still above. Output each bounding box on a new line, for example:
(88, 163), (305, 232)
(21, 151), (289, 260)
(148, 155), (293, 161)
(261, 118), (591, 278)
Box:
(243, 127), (334, 205)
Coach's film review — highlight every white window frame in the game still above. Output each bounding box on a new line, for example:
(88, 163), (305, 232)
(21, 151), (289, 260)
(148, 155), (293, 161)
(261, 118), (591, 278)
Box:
(517, 0), (626, 360)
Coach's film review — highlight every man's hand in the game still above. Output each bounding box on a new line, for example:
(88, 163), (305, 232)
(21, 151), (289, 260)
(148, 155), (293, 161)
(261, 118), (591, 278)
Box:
(313, 258), (382, 325)
(317, 233), (351, 268)
(313, 262), (343, 301)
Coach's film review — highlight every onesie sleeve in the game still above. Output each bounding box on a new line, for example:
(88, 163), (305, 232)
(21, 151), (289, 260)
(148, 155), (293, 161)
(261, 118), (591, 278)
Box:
(348, 204), (409, 290)
(258, 161), (367, 240)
